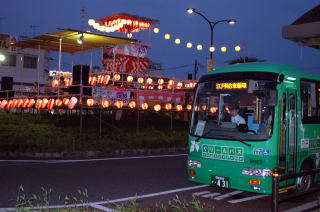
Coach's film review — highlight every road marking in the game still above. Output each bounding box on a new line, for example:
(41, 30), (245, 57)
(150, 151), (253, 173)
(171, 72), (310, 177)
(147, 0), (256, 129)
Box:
(214, 190), (244, 200)
(202, 192), (221, 198)
(228, 194), (269, 203)
(90, 204), (116, 212)
(0, 154), (188, 164)
(283, 200), (319, 212)
(0, 184), (208, 211)
(192, 191), (211, 196)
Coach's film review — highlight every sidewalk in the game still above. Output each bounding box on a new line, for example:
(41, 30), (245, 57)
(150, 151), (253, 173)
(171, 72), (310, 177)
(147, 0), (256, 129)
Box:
(0, 147), (188, 159)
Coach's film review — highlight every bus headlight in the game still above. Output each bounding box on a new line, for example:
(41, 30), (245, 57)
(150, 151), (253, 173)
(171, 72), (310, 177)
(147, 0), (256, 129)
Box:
(188, 160), (202, 168)
(242, 168), (272, 177)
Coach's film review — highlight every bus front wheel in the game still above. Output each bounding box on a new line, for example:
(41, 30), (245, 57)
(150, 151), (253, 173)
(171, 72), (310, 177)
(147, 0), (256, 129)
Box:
(296, 162), (314, 192)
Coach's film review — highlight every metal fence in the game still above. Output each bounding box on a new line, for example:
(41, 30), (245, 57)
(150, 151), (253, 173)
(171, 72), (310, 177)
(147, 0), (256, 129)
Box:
(272, 168), (320, 212)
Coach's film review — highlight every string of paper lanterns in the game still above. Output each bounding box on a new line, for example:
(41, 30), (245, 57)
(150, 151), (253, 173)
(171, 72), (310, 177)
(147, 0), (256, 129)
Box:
(0, 98), (194, 112)
(152, 27), (241, 53)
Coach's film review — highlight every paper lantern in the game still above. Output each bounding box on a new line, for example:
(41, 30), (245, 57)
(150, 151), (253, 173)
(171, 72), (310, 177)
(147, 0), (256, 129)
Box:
(127, 75), (133, 82)
(41, 98), (49, 109)
(0, 99), (8, 109)
(17, 99), (24, 108)
(210, 106), (217, 113)
(22, 99), (30, 108)
(146, 78), (153, 84)
(167, 85), (173, 90)
(35, 99), (42, 109)
(87, 98), (94, 106)
(129, 101), (136, 109)
(186, 105), (192, 111)
(186, 42), (192, 48)
(52, 79), (59, 87)
(175, 38), (181, 44)
(102, 99), (110, 108)
(197, 44), (203, 51)
(209, 46), (215, 52)
(153, 28), (159, 33)
(164, 34), (170, 39)
(47, 99), (55, 110)
(90, 76), (97, 86)
(115, 100), (123, 109)
(138, 77), (144, 84)
(158, 85), (163, 90)
(28, 99), (35, 108)
(12, 99), (18, 108)
(113, 74), (121, 81)
(68, 97), (78, 109)
(141, 102), (148, 110)
(55, 99), (63, 107)
(97, 75), (104, 84)
(154, 104), (161, 112)
(7, 100), (13, 110)
(158, 78), (164, 85)
(176, 82), (183, 89)
(165, 103), (172, 110)
(64, 78), (71, 86)
(168, 80), (174, 86)
(176, 105), (183, 111)
(63, 98), (70, 106)
(148, 86), (154, 90)
(103, 75), (111, 85)
(221, 46), (227, 52)
(201, 105), (207, 111)
(235, 45), (241, 52)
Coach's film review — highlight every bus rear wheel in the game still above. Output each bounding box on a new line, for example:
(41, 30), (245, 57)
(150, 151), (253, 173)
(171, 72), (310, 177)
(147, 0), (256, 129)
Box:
(296, 162), (314, 192)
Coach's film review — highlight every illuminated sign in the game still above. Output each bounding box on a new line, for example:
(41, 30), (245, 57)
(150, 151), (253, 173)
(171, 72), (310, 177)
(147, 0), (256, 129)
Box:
(216, 82), (247, 90)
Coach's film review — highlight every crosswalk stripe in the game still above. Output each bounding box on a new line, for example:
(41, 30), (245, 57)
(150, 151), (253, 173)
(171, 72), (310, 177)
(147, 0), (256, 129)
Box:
(192, 191), (211, 196)
(214, 190), (243, 200)
(228, 194), (269, 203)
(202, 192), (221, 198)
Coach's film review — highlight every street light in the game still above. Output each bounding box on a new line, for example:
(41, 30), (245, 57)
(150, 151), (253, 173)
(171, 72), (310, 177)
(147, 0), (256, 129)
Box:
(186, 8), (236, 70)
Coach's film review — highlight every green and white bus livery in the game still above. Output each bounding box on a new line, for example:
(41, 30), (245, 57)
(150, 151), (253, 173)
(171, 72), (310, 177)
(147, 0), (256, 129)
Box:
(187, 63), (320, 194)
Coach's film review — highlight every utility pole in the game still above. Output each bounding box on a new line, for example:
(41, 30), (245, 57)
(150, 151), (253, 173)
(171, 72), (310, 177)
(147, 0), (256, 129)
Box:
(193, 59), (198, 80)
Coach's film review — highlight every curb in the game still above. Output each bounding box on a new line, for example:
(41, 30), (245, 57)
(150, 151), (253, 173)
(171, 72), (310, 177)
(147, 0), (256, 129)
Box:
(0, 148), (188, 159)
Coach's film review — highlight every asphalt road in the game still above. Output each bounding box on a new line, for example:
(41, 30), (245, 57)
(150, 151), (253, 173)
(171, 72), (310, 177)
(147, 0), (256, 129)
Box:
(0, 154), (195, 208)
(0, 155), (318, 211)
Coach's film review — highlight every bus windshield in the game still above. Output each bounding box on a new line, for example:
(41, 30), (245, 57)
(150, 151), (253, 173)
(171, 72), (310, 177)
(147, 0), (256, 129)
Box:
(190, 79), (277, 141)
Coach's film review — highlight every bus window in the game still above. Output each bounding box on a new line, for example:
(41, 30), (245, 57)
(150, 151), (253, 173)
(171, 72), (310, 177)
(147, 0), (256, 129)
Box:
(301, 80), (320, 123)
(279, 94), (286, 164)
(190, 80), (277, 141)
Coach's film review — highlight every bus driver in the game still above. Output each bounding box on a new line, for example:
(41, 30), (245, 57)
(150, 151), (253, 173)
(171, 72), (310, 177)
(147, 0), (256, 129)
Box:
(229, 106), (246, 126)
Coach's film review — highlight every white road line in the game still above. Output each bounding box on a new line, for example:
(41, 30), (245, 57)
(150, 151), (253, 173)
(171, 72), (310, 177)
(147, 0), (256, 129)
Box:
(283, 200), (319, 212)
(0, 154), (188, 164)
(0, 184), (208, 211)
(228, 194), (269, 203)
(214, 190), (244, 200)
(192, 191), (211, 196)
(202, 193), (221, 198)
(90, 204), (116, 212)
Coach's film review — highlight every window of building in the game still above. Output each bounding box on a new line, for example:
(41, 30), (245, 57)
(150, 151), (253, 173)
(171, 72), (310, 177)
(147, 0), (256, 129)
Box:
(23, 56), (38, 69)
(301, 80), (320, 123)
(0, 54), (16, 67)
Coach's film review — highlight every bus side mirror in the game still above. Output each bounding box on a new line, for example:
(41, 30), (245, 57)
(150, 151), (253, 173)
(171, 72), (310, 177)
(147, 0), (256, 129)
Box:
(277, 74), (284, 84)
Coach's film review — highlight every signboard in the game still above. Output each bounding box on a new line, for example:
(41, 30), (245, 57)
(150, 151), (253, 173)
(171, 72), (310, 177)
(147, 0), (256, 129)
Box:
(207, 58), (215, 72)
(92, 88), (131, 105)
(124, 44), (149, 58)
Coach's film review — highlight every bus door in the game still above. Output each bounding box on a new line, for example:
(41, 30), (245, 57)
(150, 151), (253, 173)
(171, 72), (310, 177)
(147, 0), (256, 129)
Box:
(279, 89), (297, 184)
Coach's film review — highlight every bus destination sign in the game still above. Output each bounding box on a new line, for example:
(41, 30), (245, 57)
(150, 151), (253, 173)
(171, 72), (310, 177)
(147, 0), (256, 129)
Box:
(215, 82), (247, 90)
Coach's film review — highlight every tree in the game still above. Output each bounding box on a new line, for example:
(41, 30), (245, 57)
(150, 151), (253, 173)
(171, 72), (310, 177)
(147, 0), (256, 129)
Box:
(226, 56), (266, 65)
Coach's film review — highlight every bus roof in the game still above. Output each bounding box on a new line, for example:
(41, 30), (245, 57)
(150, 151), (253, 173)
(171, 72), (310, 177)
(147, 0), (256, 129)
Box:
(204, 62), (320, 81)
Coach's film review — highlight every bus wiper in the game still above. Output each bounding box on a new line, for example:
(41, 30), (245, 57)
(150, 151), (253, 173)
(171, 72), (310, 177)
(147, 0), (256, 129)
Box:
(238, 139), (252, 147)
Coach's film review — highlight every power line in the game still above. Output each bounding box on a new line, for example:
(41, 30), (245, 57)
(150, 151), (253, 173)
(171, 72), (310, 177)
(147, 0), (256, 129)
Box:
(162, 64), (194, 71)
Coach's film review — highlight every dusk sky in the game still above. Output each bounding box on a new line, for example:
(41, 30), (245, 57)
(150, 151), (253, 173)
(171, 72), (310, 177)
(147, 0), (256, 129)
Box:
(2, 0), (320, 79)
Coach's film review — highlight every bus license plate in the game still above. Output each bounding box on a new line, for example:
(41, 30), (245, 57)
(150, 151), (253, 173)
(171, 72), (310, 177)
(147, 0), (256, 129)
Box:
(211, 175), (229, 188)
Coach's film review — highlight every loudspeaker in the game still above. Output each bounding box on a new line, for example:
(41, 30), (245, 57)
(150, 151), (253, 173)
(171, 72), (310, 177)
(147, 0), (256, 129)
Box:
(187, 74), (192, 80)
(72, 65), (89, 85)
(0, 76), (14, 98)
(1, 77), (13, 91)
(68, 86), (92, 96)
